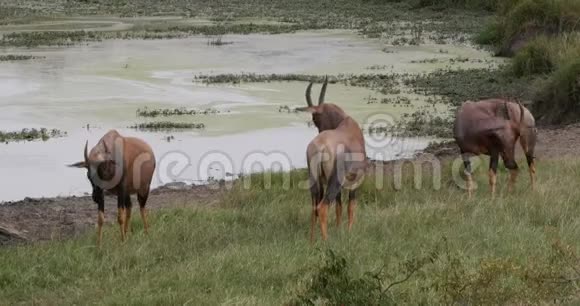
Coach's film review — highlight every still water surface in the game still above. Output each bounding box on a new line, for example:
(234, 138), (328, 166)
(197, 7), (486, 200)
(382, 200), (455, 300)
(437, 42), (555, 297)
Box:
(0, 30), (498, 201)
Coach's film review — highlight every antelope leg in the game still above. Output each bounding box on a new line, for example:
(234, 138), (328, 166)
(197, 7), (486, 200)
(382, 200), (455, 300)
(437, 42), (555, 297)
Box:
(317, 202), (329, 241)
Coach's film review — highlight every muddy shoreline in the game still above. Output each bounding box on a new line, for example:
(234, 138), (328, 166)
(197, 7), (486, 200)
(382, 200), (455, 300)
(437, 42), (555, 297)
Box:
(1, 124), (579, 246)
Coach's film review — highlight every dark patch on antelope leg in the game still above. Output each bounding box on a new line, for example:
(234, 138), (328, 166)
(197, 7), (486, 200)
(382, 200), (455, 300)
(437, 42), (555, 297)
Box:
(309, 179), (322, 244)
(462, 153), (473, 198)
(489, 151), (499, 197)
(93, 188), (104, 247)
(124, 194), (132, 236)
(324, 169), (341, 204)
(347, 190), (357, 231)
(526, 154), (536, 190)
(504, 159), (519, 192)
(320, 169), (341, 238)
(335, 191), (342, 227)
(138, 192), (149, 235)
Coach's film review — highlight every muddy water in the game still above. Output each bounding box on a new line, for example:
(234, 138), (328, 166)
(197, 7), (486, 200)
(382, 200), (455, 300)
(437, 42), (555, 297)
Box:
(0, 30), (498, 202)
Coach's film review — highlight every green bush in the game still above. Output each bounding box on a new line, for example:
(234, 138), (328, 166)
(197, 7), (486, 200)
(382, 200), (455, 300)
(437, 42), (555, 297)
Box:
(533, 58), (580, 123)
(478, 0), (580, 53)
(511, 36), (554, 76)
(475, 20), (502, 45)
(366, 0), (499, 11)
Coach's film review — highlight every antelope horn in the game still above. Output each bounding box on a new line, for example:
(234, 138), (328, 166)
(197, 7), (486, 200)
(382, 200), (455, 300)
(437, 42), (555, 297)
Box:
(305, 82), (314, 107)
(84, 141), (89, 164)
(318, 76), (328, 105)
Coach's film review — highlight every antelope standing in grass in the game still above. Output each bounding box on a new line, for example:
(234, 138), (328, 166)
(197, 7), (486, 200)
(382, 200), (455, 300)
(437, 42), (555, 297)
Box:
(297, 78), (367, 242)
(69, 130), (156, 247)
(454, 99), (537, 197)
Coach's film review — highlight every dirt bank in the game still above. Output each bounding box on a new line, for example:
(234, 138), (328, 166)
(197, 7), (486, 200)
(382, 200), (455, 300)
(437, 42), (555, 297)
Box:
(1, 124), (579, 246)
(0, 184), (224, 246)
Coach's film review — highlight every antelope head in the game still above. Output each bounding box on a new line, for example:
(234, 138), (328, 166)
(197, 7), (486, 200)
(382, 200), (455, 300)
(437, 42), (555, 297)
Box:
(297, 77), (347, 132)
(68, 140), (118, 187)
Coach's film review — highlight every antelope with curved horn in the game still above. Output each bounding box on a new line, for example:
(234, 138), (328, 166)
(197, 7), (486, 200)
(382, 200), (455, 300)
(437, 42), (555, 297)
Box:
(68, 130), (156, 247)
(454, 99), (537, 197)
(297, 78), (367, 242)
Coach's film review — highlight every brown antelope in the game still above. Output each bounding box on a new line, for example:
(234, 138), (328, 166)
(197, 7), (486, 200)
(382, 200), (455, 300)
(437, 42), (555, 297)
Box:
(454, 99), (537, 197)
(297, 78), (367, 242)
(68, 130), (156, 246)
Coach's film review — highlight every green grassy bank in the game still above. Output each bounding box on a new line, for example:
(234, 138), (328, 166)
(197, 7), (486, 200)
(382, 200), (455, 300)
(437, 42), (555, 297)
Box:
(1, 158), (580, 304)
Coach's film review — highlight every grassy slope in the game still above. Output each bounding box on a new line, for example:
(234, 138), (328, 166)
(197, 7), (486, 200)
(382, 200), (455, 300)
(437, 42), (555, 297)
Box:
(1, 158), (580, 304)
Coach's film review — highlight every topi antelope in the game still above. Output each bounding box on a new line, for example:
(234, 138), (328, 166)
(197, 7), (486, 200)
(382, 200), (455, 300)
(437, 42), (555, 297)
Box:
(68, 130), (156, 247)
(454, 99), (537, 197)
(297, 78), (367, 242)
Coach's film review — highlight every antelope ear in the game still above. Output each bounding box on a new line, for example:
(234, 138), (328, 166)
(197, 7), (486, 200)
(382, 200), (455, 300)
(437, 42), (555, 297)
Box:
(68, 161), (87, 168)
(295, 106), (317, 113)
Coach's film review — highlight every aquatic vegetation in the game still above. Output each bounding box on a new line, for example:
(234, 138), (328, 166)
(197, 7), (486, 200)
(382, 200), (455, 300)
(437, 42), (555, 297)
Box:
(0, 54), (42, 61)
(365, 64), (392, 70)
(136, 107), (227, 117)
(0, 31), (102, 47)
(195, 73), (403, 96)
(0, 128), (66, 144)
(410, 58), (440, 64)
(278, 105), (297, 113)
(403, 67), (532, 106)
(206, 35), (233, 46)
(398, 109), (453, 138)
(195, 73), (335, 84)
(0, 0), (492, 47)
(0, 24), (316, 47)
(129, 122), (205, 131)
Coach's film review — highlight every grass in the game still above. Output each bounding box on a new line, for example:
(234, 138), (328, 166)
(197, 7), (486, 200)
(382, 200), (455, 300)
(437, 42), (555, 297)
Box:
(0, 128), (66, 143)
(1, 158), (580, 304)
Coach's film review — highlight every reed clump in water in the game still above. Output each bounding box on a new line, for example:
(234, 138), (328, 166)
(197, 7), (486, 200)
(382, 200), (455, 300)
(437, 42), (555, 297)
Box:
(195, 73), (403, 96)
(136, 107), (227, 118)
(0, 23), (315, 47)
(278, 105), (298, 113)
(0, 128), (66, 143)
(206, 35), (234, 46)
(129, 122), (206, 131)
(0, 54), (42, 61)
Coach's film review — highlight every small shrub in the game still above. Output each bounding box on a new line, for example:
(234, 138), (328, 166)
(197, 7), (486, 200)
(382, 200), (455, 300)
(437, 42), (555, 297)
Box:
(291, 248), (440, 306)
